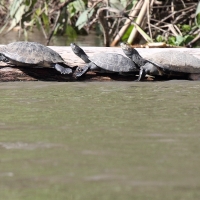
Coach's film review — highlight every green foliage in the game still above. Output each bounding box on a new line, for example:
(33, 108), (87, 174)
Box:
(68, 0), (85, 17)
(181, 24), (191, 33)
(0, 0), (82, 40)
(0, 0), (199, 46)
(167, 35), (195, 46)
(195, 1), (200, 27)
(156, 33), (195, 47)
(53, 21), (77, 38)
(156, 35), (164, 42)
(109, 0), (125, 11)
(65, 25), (77, 38)
(75, 8), (94, 30)
(122, 25), (133, 41)
(68, 0), (94, 30)
(0, 0), (36, 33)
(195, 13), (200, 26)
(2, 0), (28, 32)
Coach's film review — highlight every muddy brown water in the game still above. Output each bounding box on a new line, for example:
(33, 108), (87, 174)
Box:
(0, 81), (200, 200)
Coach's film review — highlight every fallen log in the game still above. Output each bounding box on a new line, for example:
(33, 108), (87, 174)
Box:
(0, 45), (200, 82)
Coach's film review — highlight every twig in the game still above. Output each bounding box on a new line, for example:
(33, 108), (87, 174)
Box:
(37, 16), (48, 39)
(150, 23), (171, 34)
(46, 11), (61, 45)
(127, 0), (148, 44)
(50, 0), (76, 13)
(147, 0), (155, 40)
(154, 5), (196, 27)
(97, 8), (110, 46)
(96, 6), (129, 46)
(46, 0), (77, 44)
(110, 0), (143, 46)
(186, 32), (200, 47)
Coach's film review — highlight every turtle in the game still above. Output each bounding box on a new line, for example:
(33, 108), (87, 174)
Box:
(70, 43), (139, 78)
(120, 42), (200, 81)
(0, 41), (75, 74)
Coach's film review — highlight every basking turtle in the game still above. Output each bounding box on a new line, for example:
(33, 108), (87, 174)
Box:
(0, 41), (75, 74)
(121, 42), (200, 81)
(70, 43), (139, 78)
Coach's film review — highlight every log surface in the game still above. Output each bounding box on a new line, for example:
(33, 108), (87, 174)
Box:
(0, 45), (200, 82)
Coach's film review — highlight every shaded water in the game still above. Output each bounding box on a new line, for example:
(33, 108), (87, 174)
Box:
(0, 81), (200, 200)
(0, 29), (103, 46)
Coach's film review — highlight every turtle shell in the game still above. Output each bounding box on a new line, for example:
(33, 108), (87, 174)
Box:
(143, 51), (200, 73)
(0, 41), (65, 67)
(89, 53), (138, 72)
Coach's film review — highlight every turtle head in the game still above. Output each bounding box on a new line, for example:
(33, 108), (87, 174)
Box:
(120, 42), (145, 67)
(70, 43), (81, 55)
(70, 43), (90, 63)
(120, 42), (140, 58)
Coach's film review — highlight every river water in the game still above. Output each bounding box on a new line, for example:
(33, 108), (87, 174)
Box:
(0, 29), (104, 46)
(0, 80), (200, 200)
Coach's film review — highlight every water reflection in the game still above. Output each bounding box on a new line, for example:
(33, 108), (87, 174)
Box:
(0, 29), (104, 46)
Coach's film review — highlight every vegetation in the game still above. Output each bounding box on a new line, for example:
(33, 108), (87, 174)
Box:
(0, 0), (199, 47)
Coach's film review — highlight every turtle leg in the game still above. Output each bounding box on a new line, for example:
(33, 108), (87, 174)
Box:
(137, 63), (160, 81)
(136, 67), (146, 81)
(73, 65), (90, 78)
(0, 54), (9, 63)
(73, 62), (99, 78)
(144, 63), (160, 75)
(54, 63), (72, 74)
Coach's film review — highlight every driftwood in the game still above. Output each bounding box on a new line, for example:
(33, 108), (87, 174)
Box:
(0, 45), (200, 82)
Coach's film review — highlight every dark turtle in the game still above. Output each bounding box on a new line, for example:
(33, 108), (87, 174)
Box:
(0, 41), (75, 74)
(70, 43), (139, 78)
(121, 42), (200, 81)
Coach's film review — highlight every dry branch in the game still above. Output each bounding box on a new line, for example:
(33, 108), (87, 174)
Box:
(110, 0), (143, 46)
(127, 0), (149, 44)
